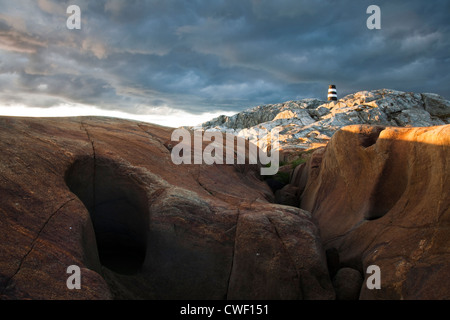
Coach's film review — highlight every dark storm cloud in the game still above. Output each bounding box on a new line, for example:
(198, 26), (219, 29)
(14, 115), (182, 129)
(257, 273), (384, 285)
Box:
(0, 0), (449, 115)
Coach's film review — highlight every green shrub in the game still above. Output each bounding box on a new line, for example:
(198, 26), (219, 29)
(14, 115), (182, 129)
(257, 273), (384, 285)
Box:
(272, 171), (291, 184)
(290, 157), (306, 168)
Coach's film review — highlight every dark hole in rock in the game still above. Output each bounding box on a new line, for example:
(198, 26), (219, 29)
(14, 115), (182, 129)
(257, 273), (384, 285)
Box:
(65, 156), (149, 275)
(359, 126), (385, 148)
(325, 248), (340, 279)
(365, 158), (408, 221)
(265, 178), (286, 193)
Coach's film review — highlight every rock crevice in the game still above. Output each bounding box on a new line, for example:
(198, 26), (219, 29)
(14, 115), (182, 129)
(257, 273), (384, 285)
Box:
(0, 116), (333, 300)
(296, 124), (450, 299)
(0, 198), (75, 296)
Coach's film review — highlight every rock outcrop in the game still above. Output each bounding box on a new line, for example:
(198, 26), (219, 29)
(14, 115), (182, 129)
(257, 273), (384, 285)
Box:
(297, 124), (450, 299)
(0, 116), (334, 300)
(332, 268), (363, 300)
(2, 89), (449, 300)
(201, 99), (324, 131)
(201, 89), (449, 152)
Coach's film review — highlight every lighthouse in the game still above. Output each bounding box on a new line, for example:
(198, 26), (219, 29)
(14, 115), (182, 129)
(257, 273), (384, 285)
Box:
(328, 85), (337, 101)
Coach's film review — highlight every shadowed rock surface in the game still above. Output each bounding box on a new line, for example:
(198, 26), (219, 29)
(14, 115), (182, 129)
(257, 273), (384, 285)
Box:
(298, 124), (450, 299)
(332, 268), (363, 300)
(0, 116), (334, 300)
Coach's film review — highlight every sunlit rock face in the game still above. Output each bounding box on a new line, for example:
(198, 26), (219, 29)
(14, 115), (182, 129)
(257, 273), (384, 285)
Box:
(297, 124), (450, 299)
(199, 90), (450, 300)
(200, 89), (449, 152)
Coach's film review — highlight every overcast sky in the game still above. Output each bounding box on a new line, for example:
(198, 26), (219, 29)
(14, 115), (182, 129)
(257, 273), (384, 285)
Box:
(0, 0), (449, 126)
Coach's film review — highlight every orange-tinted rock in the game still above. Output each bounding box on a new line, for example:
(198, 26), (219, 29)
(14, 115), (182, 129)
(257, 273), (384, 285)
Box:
(228, 204), (334, 300)
(0, 116), (334, 300)
(299, 124), (450, 299)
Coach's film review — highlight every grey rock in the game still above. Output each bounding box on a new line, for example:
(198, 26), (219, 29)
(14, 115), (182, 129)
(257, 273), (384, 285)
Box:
(200, 89), (450, 151)
(422, 93), (450, 119)
(395, 109), (440, 127)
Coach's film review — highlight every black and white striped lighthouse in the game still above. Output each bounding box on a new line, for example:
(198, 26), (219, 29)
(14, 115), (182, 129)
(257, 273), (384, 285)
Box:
(328, 85), (337, 101)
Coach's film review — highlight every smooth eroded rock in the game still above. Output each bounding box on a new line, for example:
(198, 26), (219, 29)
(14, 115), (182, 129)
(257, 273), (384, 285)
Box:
(0, 116), (333, 300)
(332, 268), (363, 300)
(298, 124), (450, 299)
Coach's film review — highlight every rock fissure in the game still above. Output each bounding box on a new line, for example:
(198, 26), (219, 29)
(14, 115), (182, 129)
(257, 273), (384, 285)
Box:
(266, 215), (303, 299)
(137, 124), (171, 154)
(80, 121), (97, 217)
(225, 207), (240, 300)
(323, 220), (366, 246)
(198, 180), (214, 196)
(1, 198), (75, 295)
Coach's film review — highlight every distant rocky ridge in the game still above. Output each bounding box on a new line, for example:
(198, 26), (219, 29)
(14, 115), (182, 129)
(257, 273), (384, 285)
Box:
(200, 89), (450, 152)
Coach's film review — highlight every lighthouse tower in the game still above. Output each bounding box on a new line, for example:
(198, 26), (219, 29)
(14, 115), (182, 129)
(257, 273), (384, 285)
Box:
(328, 85), (337, 101)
